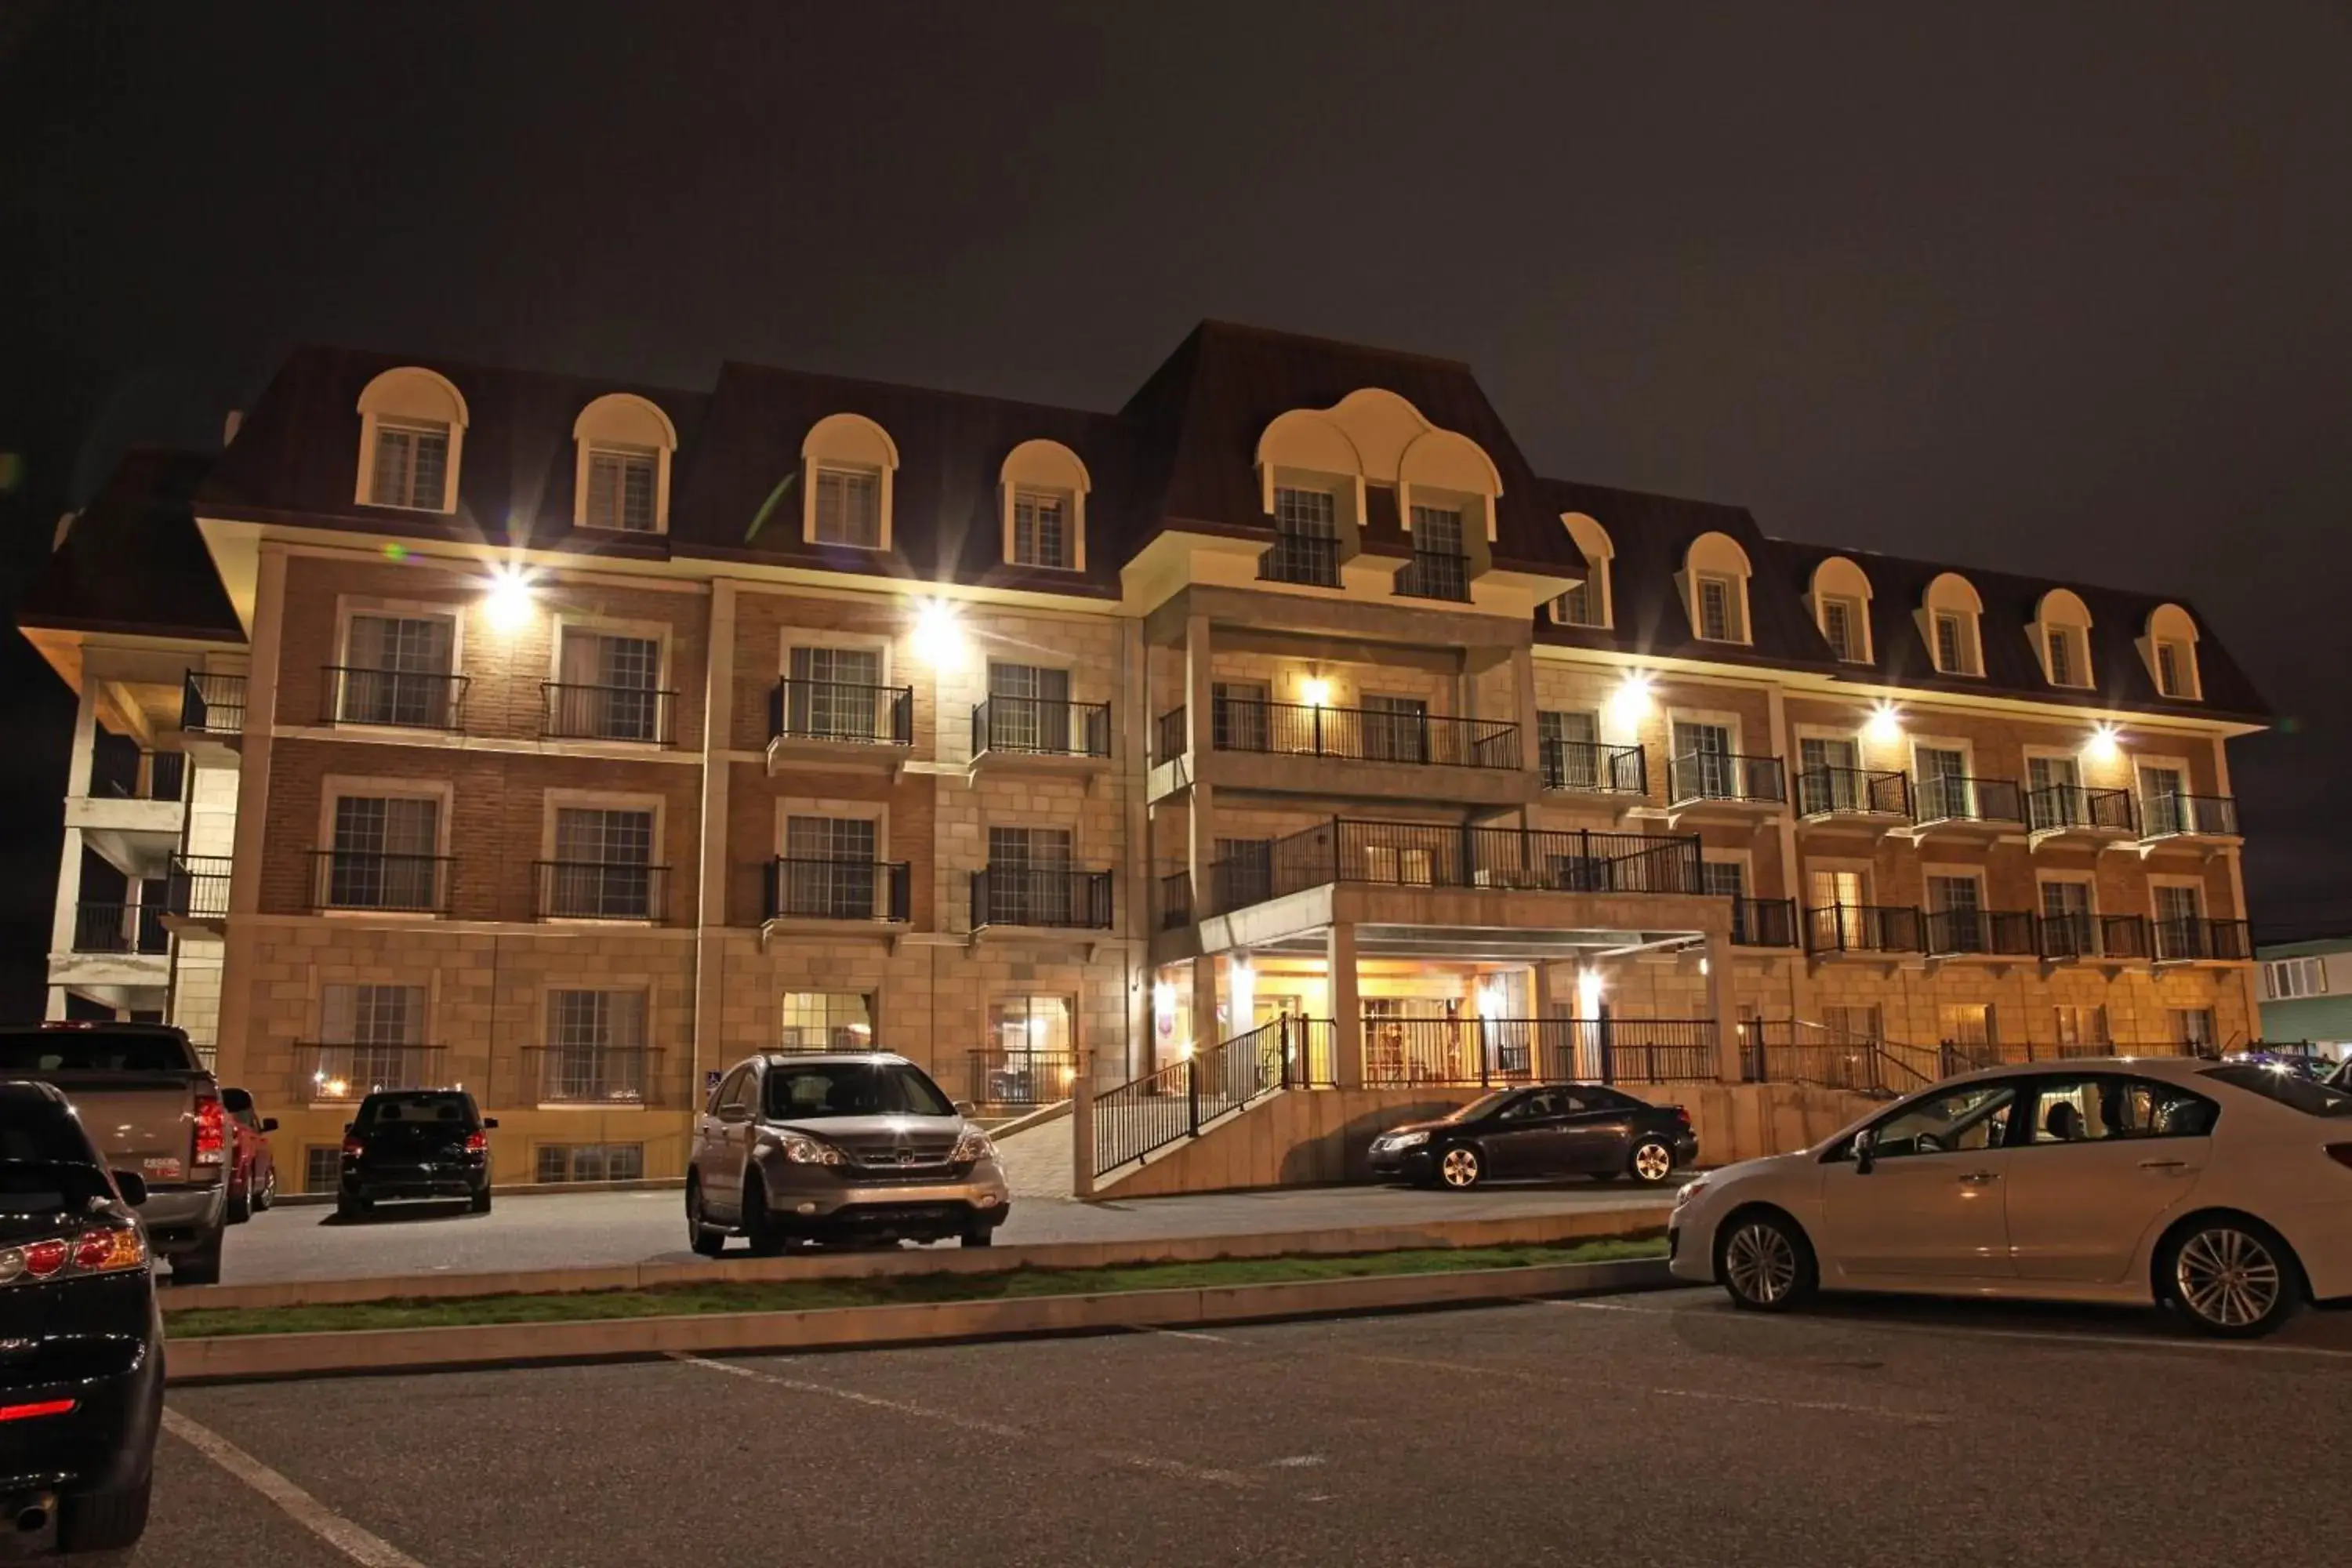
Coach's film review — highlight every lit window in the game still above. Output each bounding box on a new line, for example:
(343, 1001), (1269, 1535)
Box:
(813, 466), (883, 547)
(1011, 489), (1072, 568)
(781, 992), (873, 1051)
(583, 445), (659, 532)
(2265, 956), (2328, 1000)
(370, 421), (450, 510)
(1697, 575), (1744, 642)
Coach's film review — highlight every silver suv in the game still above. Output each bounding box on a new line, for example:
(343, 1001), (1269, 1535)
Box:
(684, 1052), (1011, 1254)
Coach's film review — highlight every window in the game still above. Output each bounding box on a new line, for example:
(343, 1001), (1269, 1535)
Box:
(339, 612), (457, 727)
(548, 807), (655, 919)
(583, 445), (659, 532)
(318, 982), (426, 1097)
(986, 662), (1075, 753)
(1539, 710), (1601, 789)
(302, 1146), (342, 1194)
(1823, 1005), (1880, 1044)
(1362, 694), (1429, 764)
(1211, 681), (1270, 752)
(326, 797), (441, 910)
(1275, 486), (1338, 535)
(987, 826), (1075, 924)
(1937, 1003), (1994, 1047)
(1927, 874), (1981, 914)
(1697, 575), (1742, 642)
(1915, 746), (1969, 820)
(2045, 626), (2079, 687)
(2019, 1076), (2217, 1143)
(1011, 490), (1073, 568)
(1861, 1082), (2016, 1159)
(2155, 641), (2191, 698)
(1700, 860), (1745, 898)
(1409, 504), (1465, 556)
(2170, 1007), (2218, 1049)
(2154, 884), (2205, 960)
(779, 992), (873, 1051)
(1820, 597), (1864, 662)
(2026, 754), (2082, 831)
(1798, 736), (1862, 812)
(1214, 837), (1274, 906)
(786, 646), (885, 741)
(1399, 506), (1468, 598)
(812, 466), (883, 546)
(369, 420), (450, 510)
(1933, 612), (1977, 675)
(1552, 580), (1601, 628)
(2041, 879), (2094, 953)
(572, 393), (676, 532)
(554, 628), (662, 741)
(1360, 840), (1436, 884)
(535, 1144), (645, 1184)
(1556, 514), (1615, 628)
(2053, 1006), (2109, 1049)
(543, 990), (648, 1103)
(1673, 720), (1736, 799)
(989, 996), (1075, 1058)
(2266, 956), (2328, 1001)
(1266, 487), (1342, 585)
(778, 815), (880, 918)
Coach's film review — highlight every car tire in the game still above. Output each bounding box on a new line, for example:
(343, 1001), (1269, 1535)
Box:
(685, 1175), (726, 1257)
(1436, 1144), (1484, 1190)
(1716, 1209), (1816, 1313)
(172, 1232), (223, 1287)
(2161, 1216), (2303, 1339)
(470, 1188), (492, 1215)
(58, 1478), (151, 1553)
(961, 1224), (995, 1248)
(1628, 1138), (1677, 1186)
(225, 1183), (252, 1225)
(254, 1168), (276, 1212)
(742, 1174), (785, 1257)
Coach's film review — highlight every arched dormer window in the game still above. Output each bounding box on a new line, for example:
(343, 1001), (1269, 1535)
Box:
(572, 393), (679, 534)
(356, 367), (468, 514)
(1550, 513), (1613, 628)
(2031, 588), (2095, 690)
(2141, 602), (2202, 700)
(1807, 557), (1875, 664)
(1920, 573), (1986, 677)
(1681, 532), (1754, 644)
(800, 414), (898, 550)
(1253, 390), (1502, 592)
(998, 439), (1091, 571)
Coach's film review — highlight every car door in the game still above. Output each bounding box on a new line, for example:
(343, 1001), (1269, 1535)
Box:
(2000, 1073), (2216, 1283)
(699, 1066), (753, 1215)
(1817, 1080), (2020, 1280)
(1556, 1089), (1640, 1174)
(1482, 1091), (1559, 1176)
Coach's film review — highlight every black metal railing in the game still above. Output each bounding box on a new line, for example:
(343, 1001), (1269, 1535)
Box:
(292, 1044), (448, 1102)
(1913, 775), (2024, 826)
(972, 695), (1112, 758)
(2141, 793), (2239, 839)
(89, 746), (187, 803)
(2025, 784), (2136, 835)
(1796, 767), (1911, 819)
(1729, 897), (1798, 948)
(770, 678), (914, 746)
(534, 861), (669, 922)
(2034, 912), (2156, 961)
(308, 851), (452, 913)
(1922, 909), (2038, 957)
(1394, 549), (1471, 601)
(180, 670), (248, 735)
(2155, 916), (2255, 963)
(763, 858), (910, 923)
(542, 683), (675, 744)
(1806, 903), (1924, 955)
(70, 901), (168, 955)
(1206, 818), (1707, 912)
(166, 855), (232, 920)
(1154, 705), (1188, 763)
(1363, 1018), (1720, 1087)
(1541, 739), (1648, 795)
(1668, 751), (1787, 806)
(1159, 869), (1192, 931)
(1740, 1022), (1939, 1096)
(1258, 532), (1341, 586)
(1091, 1018), (1334, 1177)
(527, 1047), (662, 1106)
(323, 666), (468, 731)
(971, 867), (1114, 930)
(1210, 699), (1520, 770)
(967, 1050), (1081, 1107)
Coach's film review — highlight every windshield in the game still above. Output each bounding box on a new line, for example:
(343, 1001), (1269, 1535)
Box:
(0, 1105), (106, 1212)
(2204, 1065), (2352, 1118)
(0, 1163), (111, 1213)
(764, 1063), (954, 1120)
(355, 1092), (478, 1128)
(0, 1030), (193, 1073)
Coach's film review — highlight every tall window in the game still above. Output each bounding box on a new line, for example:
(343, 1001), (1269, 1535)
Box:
(2155, 641), (2193, 698)
(328, 796), (441, 910)
(1268, 486), (1341, 585)
(780, 992), (873, 1051)
(1673, 720), (1735, 799)
(2154, 884), (2205, 960)
(1798, 736), (1862, 813)
(2054, 1005), (2109, 1048)
(1915, 746), (1969, 820)
(550, 807), (655, 918)
(1275, 486), (1337, 535)
(812, 466), (883, 546)
(1700, 860), (1745, 898)
(1538, 710), (1600, 789)
(339, 612), (456, 727)
(544, 990), (648, 1102)
(2139, 764), (2188, 835)
(319, 983), (426, 1096)
(369, 421), (450, 510)
(786, 646), (883, 740)
(1820, 597), (1864, 662)
(1011, 490), (1072, 568)
(988, 826), (1075, 925)
(2026, 754), (2081, 830)
(989, 996), (1075, 1058)
(1552, 579), (1601, 628)
(2265, 956), (2328, 1000)
(2045, 626), (2080, 687)
(556, 628), (661, 741)
(986, 662), (1073, 753)
(1696, 575), (1743, 642)
(1408, 505), (1465, 556)
(1937, 1004), (1995, 1047)
(1362, 694), (1429, 764)
(1933, 612), (1979, 676)
(583, 446), (659, 532)
(779, 815), (879, 919)
(2169, 1007), (2216, 1049)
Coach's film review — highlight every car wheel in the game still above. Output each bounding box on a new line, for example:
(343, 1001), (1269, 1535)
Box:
(172, 1232), (223, 1287)
(58, 1478), (151, 1552)
(742, 1173), (785, 1256)
(685, 1175), (726, 1257)
(960, 1224), (995, 1248)
(1628, 1138), (1676, 1186)
(1436, 1144), (1484, 1190)
(225, 1183), (252, 1225)
(1717, 1210), (1815, 1312)
(2164, 1217), (2302, 1338)
(470, 1187), (492, 1214)
(255, 1168), (277, 1211)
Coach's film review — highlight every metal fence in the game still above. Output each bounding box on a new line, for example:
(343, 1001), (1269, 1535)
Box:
(1091, 1018), (1334, 1177)
(526, 1047), (663, 1106)
(764, 858), (910, 922)
(972, 695), (1112, 758)
(2141, 793), (2239, 838)
(1394, 549), (1471, 601)
(1795, 766), (1911, 818)
(71, 901), (168, 955)
(309, 851), (452, 914)
(181, 670), (248, 735)
(167, 855), (232, 920)
(967, 1050), (1081, 1107)
(1922, 909), (2038, 957)
(2025, 783), (2136, 835)
(1914, 774), (2023, 826)
(535, 861), (670, 922)
(323, 666), (468, 730)
(542, 682), (675, 744)
(1668, 751), (1787, 805)
(1806, 903), (1925, 955)
(1208, 699), (1520, 770)
(770, 678), (914, 745)
(1540, 739), (1646, 795)
(1258, 532), (1341, 586)
(971, 867), (1115, 930)
(1730, 898), (1798, 948)
(1361, 1018), (1719, 1087)
(1210, 818), (1705, 912)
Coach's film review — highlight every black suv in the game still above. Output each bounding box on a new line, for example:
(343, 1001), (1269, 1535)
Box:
(338, 1090), (496, 1218)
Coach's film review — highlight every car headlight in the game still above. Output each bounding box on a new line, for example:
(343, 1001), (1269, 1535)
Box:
(953, 1128), (996, 1163)
(775, 1132), (844, 1165)
(1382, 1130), (1429, 1150)
(1673, 1174), (1709, 1209)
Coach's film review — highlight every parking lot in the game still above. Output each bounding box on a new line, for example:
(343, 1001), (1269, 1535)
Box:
(108, 1285), (2352, 1566)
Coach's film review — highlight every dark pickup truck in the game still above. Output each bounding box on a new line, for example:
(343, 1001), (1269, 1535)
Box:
(0, 1022), (230, 1283)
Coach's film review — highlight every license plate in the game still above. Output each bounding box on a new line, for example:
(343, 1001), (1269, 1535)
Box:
(142, 1156), (183, 1179)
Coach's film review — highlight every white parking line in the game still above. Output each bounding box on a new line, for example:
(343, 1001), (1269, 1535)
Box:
(162, 1408), (429, 1568)
(1140, 1327), (1239, 1344)
(1341, 1349), (1945, 1425)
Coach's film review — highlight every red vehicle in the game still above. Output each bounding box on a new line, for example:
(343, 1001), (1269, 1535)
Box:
(221, 1087), (278, 1223)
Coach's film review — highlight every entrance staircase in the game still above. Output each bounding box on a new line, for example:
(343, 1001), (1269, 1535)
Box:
(1091, 1017), (1334, 1182)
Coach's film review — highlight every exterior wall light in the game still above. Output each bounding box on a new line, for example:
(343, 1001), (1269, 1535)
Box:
(1605, 671), (1654, 730)
(2083, 723), (2123, 765)
(482, 564), (535, 634)
(1864, 702), (1904, 747)
(1300, 677), (1333, 708)
(1576, 967), (1606, 1016)
(1229, 956), (1255, 1027)
(912, 597), (965, 667)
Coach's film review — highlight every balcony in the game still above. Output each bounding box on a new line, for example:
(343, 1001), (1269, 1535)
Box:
(1393, 549), (1471, 602)
(1212, 699), (1520, 770)
(1541, 739), (1647, 798)
(2036, 912), (2153, 963)
(970, 867), (1115, 933)
(1806, 903), (1924, 956)
(292, 1043), (448, 1103)
(1208, 818), (1705, 914)
(2024, 784), (2136, 846)
(165, 854), (233, 933)
(526, 1046), (663, 1107)
(2154, 916), (2254, 964)
(768, 677), (915, 772)
(970, 696), (1112, 774)
(762, 858), (911, 930)
(1362, 1018), (1719, 1088)
(2140, 793), (2240, 844)
(542, 683), (676, 745)
(308, 851), (452, 914)
(322, 666), (468, 731)
(1666, 752), (1787, 815)
(967, 1049), (1082, 1107)
(1729, 897), (1798, 949)
(534, 861), (670, 923)
(1922, 909), (2038, 958)
(67, 746), (187, 845)
(1258, 532), (1341, 587)
(1795, 767), (1911, 828)
(1159, 869), (1192, 931)
(69, 901), (169, 956)
(180, 670), (248, 738)
(1909, 775), (2024, 840)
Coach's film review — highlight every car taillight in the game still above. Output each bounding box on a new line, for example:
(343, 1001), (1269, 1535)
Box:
(2326, 1144), (2352, 1171)
(0, 1400), (78, 1423)
(0, 1226), (143, 1288)
(1671, 1106), (1691, 1126)
(464, 1131), (488, 1154)
(342, 1135), (365, 1157)
(194, 1092), (226, 1166)
(21, 1240), (66, 1279)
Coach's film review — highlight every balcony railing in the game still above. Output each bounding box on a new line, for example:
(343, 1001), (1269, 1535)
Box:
(1394, 549), (1472, 601)
(2140, 793), (2239, 839)
(1922, 909), (2038, 957)
(292, 1043), (447, 1102)
(763, 858), (910, 923)
(967, 1049), (1082, 1107)
(1541, 739), (1647, 795)
(1154, 705), (1188, 762)
(1740, 1022), (1940, 1096)
(1207, 818), (1705, 912)
(1158, 869), (1192, 931)
(2034, 912), (2154, 961)
(323, 666), (468, 731)
(181, 670), (248, 735)
(69, 902), (168, 956)
(89, 746), (187, 803)
(527, 1046), (662, 1106)
(166, 855), (233, 920)
(2155, 916), (2254, 963)
(971, 695), (1112, 759)
(1729, 897), (1798, 949)
(1362, 1018), (1719, 1087)
(1806, 903), (1924, 955)
(535, 861), (670, 922)
(1668, 752), (1787, 807)
(309, 851), (452, 913)
(1795, 767), (1911, 819)
(971, 867), (1115, 930)
(1258, 532), (1341, 586)
(542, 682), (675, 744)
(1207, 699), (1521, 770)
(770, 678), (914, 746)
(1913, 774), (2024, 826)
(2025, 784), (2136, 835)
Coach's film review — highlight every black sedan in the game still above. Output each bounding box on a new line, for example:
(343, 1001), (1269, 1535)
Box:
(338, 1090), (496, 1218)
(1368, 1083), (1698, 1189)
(0, 1080), (163, 1554)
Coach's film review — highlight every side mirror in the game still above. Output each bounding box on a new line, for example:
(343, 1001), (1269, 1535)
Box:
(481, 1117), (499, 1131)
(111, 1171), (149, 1207)
(717, 1103), (750, 1124)
(1853, 1129), (1878, 1176)
(260, 1117), (279, 1134)
(953, 1099), (978, 1117)
(343, 1123), (356, 1135)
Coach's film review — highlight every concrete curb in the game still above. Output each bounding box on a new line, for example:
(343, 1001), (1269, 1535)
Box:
(172, 1204), (1672, 1312)
(270, 1178), (677, 1208)
(162, 1257), (1672, 1384)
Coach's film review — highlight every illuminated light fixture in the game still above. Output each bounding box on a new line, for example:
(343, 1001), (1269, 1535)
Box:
(2083, 723), (2123, 764)
(1475, 982), (1506, 1022)
(1864, 702), (1903, 746)
(483, 564), (536, 633)
(1229, 956), (1256, 1025)
(911, 597), (966, 668)
(1300, 677), (1333, 708)
(1575, 968), (1606, 1016)
(1605, 670), (1655, 728)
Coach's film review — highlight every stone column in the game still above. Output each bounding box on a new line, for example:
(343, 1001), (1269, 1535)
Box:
(1191, 951), (1220, 1049)
(1182, 614), (1215, 900)
(212, 543), (289, 1085)
(1510, 642), (1542, 784)
(1706, 931), (1741, 1081)
(693, 577), (737, 1107)
(1071, 1080), (1097, 1200)
(48, 677), (99, 971)
(1328, 921), (1362, 1087)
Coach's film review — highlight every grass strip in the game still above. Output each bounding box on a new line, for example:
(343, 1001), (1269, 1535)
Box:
(166, 1235), (1665, 1339)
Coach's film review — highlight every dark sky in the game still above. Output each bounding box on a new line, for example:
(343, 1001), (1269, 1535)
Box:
(2, 2), (2347, 1014)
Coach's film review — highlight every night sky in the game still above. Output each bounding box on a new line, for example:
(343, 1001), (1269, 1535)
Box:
(2, 3), (2347, 1018)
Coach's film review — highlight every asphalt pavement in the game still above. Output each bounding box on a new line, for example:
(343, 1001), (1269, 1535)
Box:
(95, 1285), (2352, 1566)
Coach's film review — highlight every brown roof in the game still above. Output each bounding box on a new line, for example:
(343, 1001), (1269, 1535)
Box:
(16, 449), (243, 643)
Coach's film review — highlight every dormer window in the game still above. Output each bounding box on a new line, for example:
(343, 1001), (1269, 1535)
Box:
(1550, 512), (1615, 630)
(1275, 486), (1337, 535)
(2156, 641), (2190, 697)
(800, 413), (899, 553)
(2031, 589), (2093, 689)
(1011, 489), (1073, 568)
(370, 421), (449, 511)
(572, 394), (678, 534)
(998, 439), (1091, 572)
(1921, 572), (1985, 677)
(1820, 598), (1864, 661)
(2045, 626), (2079, 687)
(1807, 556), (1875, 664)
(2143, 603), (2202, 699)
(812, 466), (883, 547)
(585, 446), (658, 532)
(355, 367), (469, 516)
(1553, 579), (1601, 628)
(1682, 532), (1754, 646)
(1933, 612), (1978, 675)
(1697, 575), (1743, 642)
